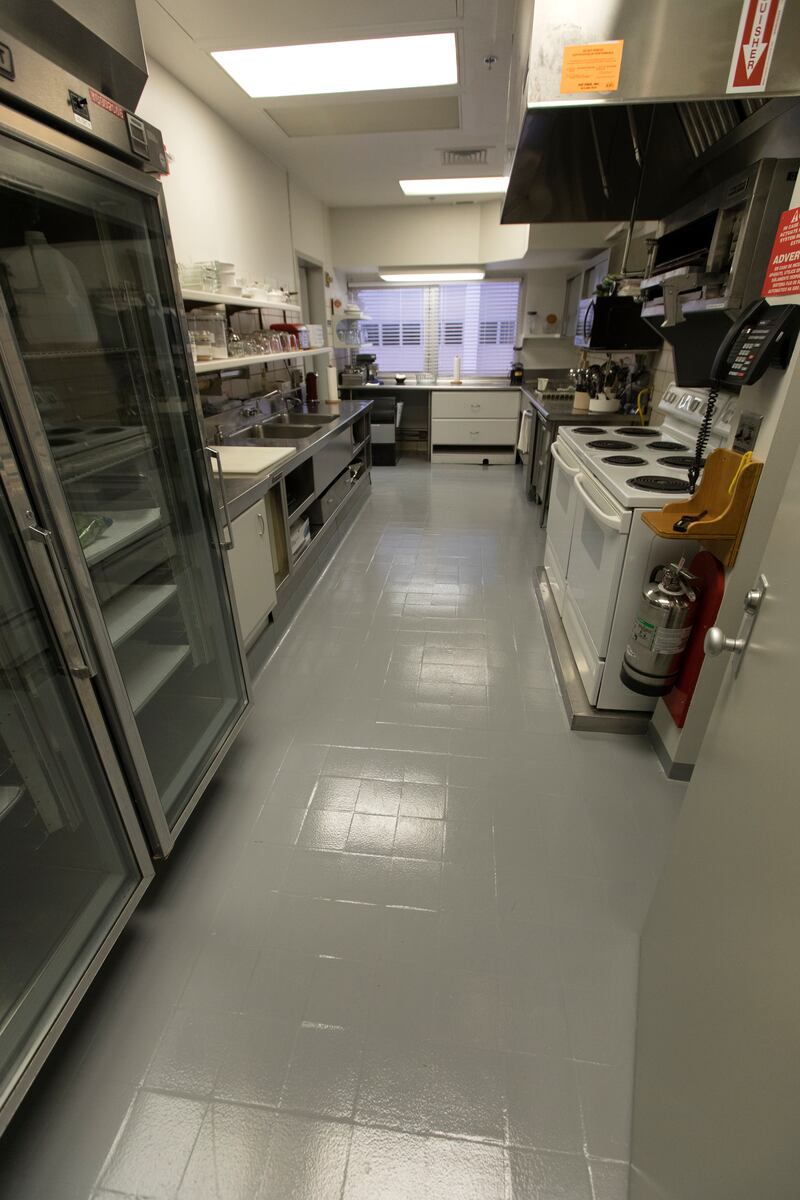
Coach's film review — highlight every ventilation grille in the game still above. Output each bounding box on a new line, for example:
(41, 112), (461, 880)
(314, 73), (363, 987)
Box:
(676, 98), (767, 159)
(441, 148), (488, 166)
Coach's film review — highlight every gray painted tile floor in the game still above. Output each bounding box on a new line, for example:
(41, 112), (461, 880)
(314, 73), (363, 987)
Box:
(0, 462), (685, 1199)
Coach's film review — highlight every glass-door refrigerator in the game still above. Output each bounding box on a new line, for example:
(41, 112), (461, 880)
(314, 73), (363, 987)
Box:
(0, 53), (250, 858)
(0, 409), (153, 1134)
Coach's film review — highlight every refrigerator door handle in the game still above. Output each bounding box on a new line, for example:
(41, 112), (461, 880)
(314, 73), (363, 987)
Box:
(28, 524), (96, 679)
(206, 448), (235, 550)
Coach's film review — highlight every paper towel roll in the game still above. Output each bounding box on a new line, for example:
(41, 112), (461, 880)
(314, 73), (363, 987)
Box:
(452, 355), (461, 383)
(326, 363), (340, 409)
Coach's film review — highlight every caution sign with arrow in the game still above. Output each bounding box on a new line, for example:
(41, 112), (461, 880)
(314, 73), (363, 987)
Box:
(727, 0), (786, 93)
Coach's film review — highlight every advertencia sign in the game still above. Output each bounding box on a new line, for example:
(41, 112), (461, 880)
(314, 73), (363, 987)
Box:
(727, 0), (786, 93)
(762, 208), (800, 298)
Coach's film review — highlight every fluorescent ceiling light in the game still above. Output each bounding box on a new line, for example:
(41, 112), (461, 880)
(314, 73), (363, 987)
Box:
(212, 34), (457, 98)
(379, 270), (486, 283)
(399, 176), (509, 196)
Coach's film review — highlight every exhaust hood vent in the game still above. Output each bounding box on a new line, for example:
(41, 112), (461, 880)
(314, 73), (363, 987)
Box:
(441, 148), (488, 166)
(677, 99), (767, 159)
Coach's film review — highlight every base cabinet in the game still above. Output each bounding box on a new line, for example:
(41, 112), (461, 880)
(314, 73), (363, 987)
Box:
(430, 390), (519, 463)
(228, 500), (277, 644)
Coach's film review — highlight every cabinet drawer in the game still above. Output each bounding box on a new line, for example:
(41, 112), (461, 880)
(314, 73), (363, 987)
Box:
(431, 417), (519, 446)
(431, 390), (518, 419)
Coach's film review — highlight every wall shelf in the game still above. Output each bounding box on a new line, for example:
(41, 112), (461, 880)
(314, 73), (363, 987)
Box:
(194, 347), (333, 375)
(182, 289), (302, 314)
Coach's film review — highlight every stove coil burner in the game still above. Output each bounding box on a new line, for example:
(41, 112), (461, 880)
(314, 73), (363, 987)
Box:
(623, 427), (657, 437)
(572, 426), (608, 435)
(602, 455), (647, 465)
(628, 475), (690, 493)
(647, 440), (689, 451)
(658, 455), (704, 469)
(587, 439), (635, 450)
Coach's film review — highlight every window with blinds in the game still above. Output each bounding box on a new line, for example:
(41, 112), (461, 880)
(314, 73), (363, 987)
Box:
(354, 279), (521, 378)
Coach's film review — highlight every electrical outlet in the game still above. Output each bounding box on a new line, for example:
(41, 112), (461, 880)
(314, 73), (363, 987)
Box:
(734, 410), (763, 454)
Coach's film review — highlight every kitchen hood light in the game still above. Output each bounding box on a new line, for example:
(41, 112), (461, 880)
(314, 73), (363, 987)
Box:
(211, 34), (457, 98)
(399, 176), (509, 196)
(379, 270), (486, 283)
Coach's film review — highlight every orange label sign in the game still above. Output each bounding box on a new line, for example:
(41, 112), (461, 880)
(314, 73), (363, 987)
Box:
(560, 40), (624, 95)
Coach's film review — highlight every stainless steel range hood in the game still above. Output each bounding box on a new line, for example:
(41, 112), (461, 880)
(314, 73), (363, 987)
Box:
(503, 0), (800, 224)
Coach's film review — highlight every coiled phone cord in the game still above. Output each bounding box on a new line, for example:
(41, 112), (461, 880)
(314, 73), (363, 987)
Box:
(688, 387), (717, 494)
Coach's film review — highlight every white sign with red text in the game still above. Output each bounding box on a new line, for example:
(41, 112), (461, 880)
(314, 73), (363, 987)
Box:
(727, 0), (786, 93)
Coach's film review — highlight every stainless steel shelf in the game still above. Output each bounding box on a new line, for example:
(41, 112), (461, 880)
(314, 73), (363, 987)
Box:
(182, 289), (302, 314)
(194, 347), (333, 375)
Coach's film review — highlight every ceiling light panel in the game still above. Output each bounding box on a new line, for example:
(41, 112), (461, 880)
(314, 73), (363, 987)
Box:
(399, 176), (509, 196)
(379, 270), (486, 282)
(212, 33), (458, 98)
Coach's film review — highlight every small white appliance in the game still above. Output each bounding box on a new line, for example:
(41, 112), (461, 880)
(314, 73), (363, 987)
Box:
(543, 383), (739, 712)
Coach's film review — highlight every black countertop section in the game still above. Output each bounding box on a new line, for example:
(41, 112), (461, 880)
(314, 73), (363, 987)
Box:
(521, 387), (639, 427)
(212, 399), (374, 521)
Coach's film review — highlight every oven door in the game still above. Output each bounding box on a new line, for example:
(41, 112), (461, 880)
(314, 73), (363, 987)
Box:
(563, 471), (631, 658)
(543, 438), (580, 614)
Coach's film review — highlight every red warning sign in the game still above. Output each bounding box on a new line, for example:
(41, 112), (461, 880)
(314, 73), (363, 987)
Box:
(727, 0), (785, 93)
(762, 208), (800, 297)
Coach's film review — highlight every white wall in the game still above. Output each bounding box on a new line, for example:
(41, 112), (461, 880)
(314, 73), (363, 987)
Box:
(137, 58), (297, 291)
(330, 201), (528, 271)
(289, 178), (331, 266)
(519, 268), (580, 372)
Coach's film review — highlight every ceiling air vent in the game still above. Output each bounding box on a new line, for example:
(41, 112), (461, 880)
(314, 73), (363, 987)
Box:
(441, 148), (488, 166)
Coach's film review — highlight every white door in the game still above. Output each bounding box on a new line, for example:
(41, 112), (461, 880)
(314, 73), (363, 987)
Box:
(543, 439), (580, 614)
(629, 433), (800, 1199)
(227, 501), (277, 645)
(563, 471), (630, 655)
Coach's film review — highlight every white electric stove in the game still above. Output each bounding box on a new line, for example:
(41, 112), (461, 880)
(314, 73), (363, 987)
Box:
(544, 383), (739, 713)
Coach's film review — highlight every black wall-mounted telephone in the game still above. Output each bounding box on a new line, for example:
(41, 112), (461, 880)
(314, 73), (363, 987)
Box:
(686, 299), (800, 494)
(709, 299), (800, 389)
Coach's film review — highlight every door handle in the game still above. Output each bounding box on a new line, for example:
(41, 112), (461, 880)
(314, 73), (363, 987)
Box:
(704, 574), (767, 676)
(206, 447), (234, 550)
(704, 628), (746, 657)
(257, 511), (266, 538)
(28, 524), (95, 678)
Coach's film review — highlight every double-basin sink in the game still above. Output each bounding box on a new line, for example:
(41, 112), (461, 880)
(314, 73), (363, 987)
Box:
(227, 411), (339, 447)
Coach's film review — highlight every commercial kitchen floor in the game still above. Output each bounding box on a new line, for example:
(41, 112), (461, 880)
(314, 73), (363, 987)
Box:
(0, 461), (684, 1200)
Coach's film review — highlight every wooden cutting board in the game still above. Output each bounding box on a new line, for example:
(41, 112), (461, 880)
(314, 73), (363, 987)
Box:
(209, 445), (297, 475)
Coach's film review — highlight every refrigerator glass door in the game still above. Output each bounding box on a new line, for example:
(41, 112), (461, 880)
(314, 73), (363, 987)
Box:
(0, 469), (146, 1130)
(0, 133), (248, 838)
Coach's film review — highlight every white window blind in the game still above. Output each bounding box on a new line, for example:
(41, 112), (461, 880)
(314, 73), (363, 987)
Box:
(354, 279), (520, 378)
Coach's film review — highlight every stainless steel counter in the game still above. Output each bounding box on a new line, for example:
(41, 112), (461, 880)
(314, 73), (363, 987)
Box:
(211, 399), (374, 521)
(346, 382), (519, 393)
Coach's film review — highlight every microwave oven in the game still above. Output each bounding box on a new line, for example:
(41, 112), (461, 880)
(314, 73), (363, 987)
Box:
(574, 296), (662, 350)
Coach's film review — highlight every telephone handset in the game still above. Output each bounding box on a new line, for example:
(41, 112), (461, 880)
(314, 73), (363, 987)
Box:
(709, 298), (800, 389)
(685, 300), (800, 493)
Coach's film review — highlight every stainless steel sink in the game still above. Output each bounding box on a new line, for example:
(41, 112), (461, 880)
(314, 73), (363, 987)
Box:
(243, 423), (321, 439)
(265, 413), (338, 426)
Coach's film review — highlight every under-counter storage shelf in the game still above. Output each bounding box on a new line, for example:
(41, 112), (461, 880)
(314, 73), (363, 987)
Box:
(285, 459), (315, 518)
(194, 347), (332, 374)
(104, 583), (178, 647)
(116, 640), (191, 713)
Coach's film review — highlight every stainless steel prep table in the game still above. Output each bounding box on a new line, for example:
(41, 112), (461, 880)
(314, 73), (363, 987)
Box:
(215, 399), (374, 522)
